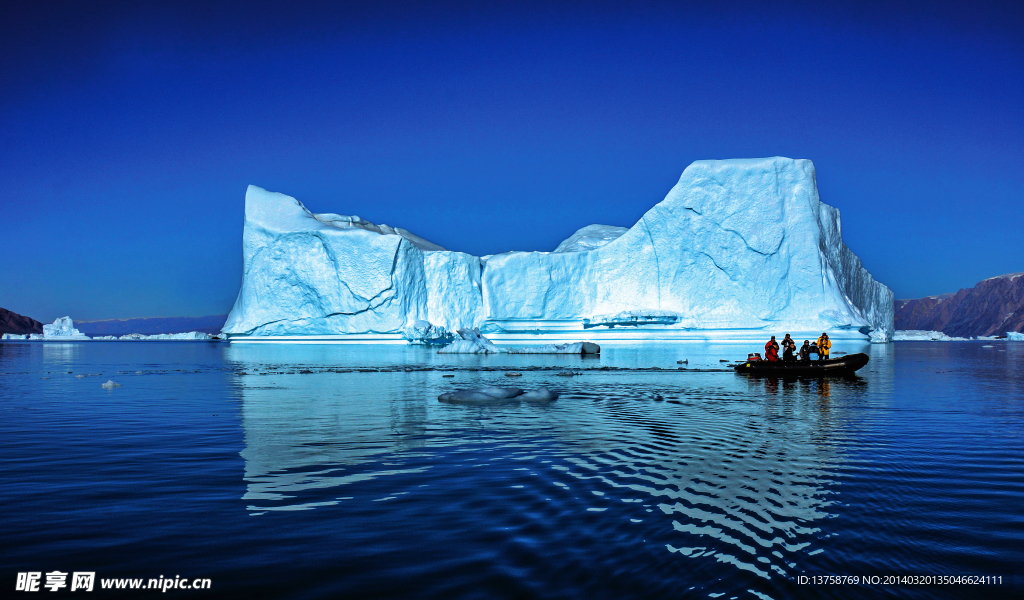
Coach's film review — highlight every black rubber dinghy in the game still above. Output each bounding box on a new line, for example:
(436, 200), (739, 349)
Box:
(734, 353), (869, 376)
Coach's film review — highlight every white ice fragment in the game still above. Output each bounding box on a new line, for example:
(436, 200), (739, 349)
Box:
(101, 380), (121, 389)
(437, 328), (499, 354)
(1007, 331), (1024, 341)
(403, 320), (454, 345)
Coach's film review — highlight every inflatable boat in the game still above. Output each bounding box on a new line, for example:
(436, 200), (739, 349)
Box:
(734, 353), (869, 376)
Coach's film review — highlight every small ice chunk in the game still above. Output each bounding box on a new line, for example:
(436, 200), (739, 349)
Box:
(437, 328), (500, 354)
(518, 387), (559, 403)
(403, 320), (455, 345)
(101, 380), (121, 389)
(438, 386), (524, 405)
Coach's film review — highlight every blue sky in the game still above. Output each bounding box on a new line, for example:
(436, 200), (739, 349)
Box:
(2, 1), (1021, 322)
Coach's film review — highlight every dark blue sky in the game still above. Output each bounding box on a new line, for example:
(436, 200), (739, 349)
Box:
(2, 1), (1022, 322)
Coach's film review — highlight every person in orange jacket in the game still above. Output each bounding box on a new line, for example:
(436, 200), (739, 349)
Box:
(764, 336), (780, 362)
(816, 332), (832, 361)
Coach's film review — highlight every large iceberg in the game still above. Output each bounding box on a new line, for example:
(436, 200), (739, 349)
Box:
(223, 157), (894, 344)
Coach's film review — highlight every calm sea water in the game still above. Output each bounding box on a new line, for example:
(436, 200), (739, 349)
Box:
(1, 340), (1022, 599)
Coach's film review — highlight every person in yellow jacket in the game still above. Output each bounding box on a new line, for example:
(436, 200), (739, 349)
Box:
(816, 333), (832, 361)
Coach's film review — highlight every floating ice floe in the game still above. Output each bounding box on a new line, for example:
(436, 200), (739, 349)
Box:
(505, 342), (601, 354)
(518, 387), (559, 403)
(437, 328), (500, 354)
(101, 380), (121, 389)
(1007, 331), (1024, 341)
(438, 386), (559, 405)
(438, 330), (600, 354)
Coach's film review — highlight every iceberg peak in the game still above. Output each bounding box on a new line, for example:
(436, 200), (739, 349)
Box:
(553, 224), (629, 253)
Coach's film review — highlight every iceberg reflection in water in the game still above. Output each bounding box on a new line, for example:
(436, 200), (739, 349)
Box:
(228, 341), (892, 591)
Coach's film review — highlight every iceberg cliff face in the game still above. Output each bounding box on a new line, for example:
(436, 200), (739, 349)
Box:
(224, 157), (894, 343)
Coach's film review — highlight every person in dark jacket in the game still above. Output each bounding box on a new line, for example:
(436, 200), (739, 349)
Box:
(782, 334), (796, 361)
(809, 341), (819, 359)
(798, 340), (811, 361)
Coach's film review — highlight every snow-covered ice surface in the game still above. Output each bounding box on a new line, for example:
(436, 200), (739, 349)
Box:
(553, 224), (629, 253)
(1008, 331), (1024, 341)
(224, 157), (895, 344)
(893, 330), (972, 341)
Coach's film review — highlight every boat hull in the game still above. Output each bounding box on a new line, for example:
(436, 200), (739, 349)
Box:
(734, 353), (870, 376)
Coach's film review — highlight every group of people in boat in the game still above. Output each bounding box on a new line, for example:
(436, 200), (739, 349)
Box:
(760, 333), (832, 362)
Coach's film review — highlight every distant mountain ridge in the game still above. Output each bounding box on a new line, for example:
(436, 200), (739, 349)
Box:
(0, 307), (43, 335)
(895, 272), (1024, 337)
(76, 315), (227, 336)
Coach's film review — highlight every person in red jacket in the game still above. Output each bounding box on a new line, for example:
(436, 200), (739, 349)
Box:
(764, 336), (780, 362)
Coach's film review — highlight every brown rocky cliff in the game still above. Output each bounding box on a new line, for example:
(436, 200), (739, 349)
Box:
(895, 273), (1024, 337)
(0, 307), (44, 335)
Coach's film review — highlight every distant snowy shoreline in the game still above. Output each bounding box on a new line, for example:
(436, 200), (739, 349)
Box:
(893, 330), (1015, 342)
(0, 317), (222, 341)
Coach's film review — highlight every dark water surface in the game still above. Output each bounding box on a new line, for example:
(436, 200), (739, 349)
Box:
(2, 341), (1022, 599)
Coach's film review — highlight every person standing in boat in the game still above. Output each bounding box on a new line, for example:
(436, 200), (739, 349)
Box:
(817, 332), (832, 361)
(809, 340), (819, 359)
(782, 334), (796, 361)
(798, 340), (811, 361)
(764, 336), (780, 362)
